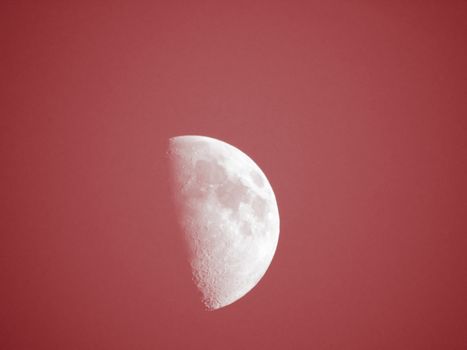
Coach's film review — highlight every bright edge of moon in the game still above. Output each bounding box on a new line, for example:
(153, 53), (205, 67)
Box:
(168, 135), (280, 310)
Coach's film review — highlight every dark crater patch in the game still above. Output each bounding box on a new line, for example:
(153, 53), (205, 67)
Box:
(195, 159), (227, 186)
(215, 179), (250, 212)
(252, 196), (267, 219)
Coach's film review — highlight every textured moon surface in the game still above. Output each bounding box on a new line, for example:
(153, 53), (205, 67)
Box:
(168, 135), (280, 310)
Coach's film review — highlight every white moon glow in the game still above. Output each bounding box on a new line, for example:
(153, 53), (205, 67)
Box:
(168, 135), (280, 310)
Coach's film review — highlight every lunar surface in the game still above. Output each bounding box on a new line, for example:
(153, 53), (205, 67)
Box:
(168, 135), (280, 310)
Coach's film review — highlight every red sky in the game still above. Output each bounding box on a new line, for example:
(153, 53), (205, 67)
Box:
(2, 1), (467, 349)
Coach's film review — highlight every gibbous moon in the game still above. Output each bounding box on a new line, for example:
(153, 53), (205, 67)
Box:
(168, 135), (280, 310)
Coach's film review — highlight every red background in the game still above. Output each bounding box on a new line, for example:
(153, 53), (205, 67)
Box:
(2, 1), (467, 349)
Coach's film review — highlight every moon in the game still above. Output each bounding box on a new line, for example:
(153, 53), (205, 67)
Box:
(168, 135), (280, 310)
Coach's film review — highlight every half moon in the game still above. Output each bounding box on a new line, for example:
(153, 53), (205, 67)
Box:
(168, 135), (280, 310)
